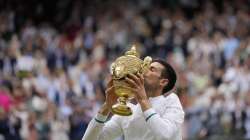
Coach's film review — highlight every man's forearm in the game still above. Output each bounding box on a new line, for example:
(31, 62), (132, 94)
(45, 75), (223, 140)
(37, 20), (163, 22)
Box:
(82, 102), (123, 140)
(82, 113), (107, 140)
(82, 103), (109, 140)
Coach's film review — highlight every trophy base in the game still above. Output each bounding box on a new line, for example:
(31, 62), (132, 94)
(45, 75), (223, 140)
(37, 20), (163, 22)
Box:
(111, 97), (132, 116)
(111, 104), (132, 116)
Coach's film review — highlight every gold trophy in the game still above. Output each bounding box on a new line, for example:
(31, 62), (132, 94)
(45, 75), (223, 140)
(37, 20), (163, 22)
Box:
(111, 45), (152, 116)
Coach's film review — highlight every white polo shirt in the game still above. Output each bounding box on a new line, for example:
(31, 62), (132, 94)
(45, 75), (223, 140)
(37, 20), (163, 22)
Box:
(82, 93), (185, 140)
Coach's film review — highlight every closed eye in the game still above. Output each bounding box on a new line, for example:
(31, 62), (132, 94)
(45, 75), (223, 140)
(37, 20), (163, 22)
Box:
(150, 66), (157, 72)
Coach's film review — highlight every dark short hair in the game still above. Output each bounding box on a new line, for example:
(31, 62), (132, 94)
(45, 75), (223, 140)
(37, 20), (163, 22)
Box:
(152, 59), (177, 94)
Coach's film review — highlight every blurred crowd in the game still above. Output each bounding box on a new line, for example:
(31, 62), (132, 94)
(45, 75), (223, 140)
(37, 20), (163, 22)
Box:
(0, 0), (250, 140)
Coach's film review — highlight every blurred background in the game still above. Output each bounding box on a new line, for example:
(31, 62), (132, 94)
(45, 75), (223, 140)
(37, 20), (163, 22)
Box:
(0, 0), (250, 140)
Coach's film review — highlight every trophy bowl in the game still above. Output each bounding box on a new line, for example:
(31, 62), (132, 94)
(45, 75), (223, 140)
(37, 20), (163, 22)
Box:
(111, 45), (152, 116)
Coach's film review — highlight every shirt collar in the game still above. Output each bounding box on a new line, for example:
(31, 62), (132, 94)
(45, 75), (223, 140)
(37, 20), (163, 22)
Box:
(149, 95), (164, 102)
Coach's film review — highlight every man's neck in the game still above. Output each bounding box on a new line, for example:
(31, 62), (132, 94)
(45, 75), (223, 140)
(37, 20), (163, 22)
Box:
(139, 89), (162, 112)
(147, 90), (162, 98)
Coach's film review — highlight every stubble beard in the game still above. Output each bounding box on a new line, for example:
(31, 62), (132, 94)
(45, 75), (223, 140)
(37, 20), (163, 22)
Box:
(144, 79), (159, 96)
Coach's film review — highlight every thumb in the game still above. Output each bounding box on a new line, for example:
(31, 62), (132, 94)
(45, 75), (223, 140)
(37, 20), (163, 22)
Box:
(105, 86), (115, 94)
(107, 77), (113, 88)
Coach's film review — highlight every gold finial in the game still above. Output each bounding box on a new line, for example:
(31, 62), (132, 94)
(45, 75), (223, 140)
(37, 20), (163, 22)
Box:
(125, 45), (139, 57)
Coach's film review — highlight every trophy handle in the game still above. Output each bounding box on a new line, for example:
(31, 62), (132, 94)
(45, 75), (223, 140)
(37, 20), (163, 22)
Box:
(140, 56), (152, 74)
(111, 63), (115, 75)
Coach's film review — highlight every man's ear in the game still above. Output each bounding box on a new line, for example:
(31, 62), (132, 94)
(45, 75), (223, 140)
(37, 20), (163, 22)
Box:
(160, 79), (168, 87)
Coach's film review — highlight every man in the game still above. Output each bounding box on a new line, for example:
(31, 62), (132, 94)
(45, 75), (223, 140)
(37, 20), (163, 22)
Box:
(82, 59), (185, 140)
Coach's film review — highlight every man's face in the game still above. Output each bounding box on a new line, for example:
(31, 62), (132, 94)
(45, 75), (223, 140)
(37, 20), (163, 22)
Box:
(143, 62), (165, 94)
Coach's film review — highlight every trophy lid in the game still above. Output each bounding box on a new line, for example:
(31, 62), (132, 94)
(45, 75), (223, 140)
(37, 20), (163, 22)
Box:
(125, 45), (139, 57)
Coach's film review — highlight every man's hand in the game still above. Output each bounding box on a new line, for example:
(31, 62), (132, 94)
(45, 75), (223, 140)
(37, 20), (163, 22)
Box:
(105, 78), (118, 110)
(99, 77), (118, 116)
(125, 73), (151, 111)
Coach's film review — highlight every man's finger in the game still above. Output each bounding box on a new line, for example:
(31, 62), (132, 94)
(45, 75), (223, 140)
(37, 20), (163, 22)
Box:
(105, 86), (115, 94)
(127, 74), (140, 85)
(136, 73), (144, 84)
(125, 77), (137, 87)
(107, 77), (113, 87)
